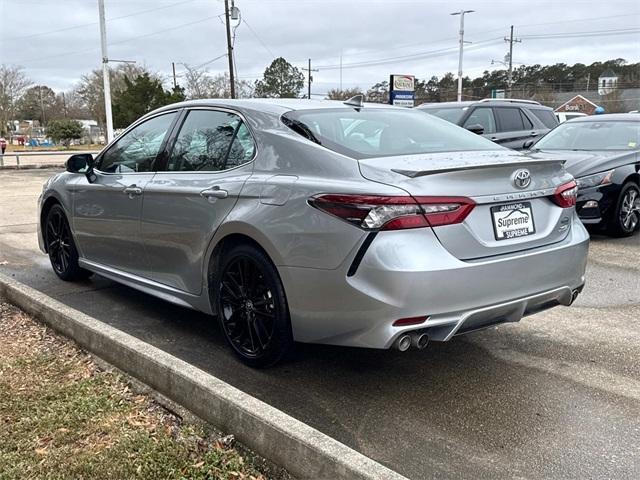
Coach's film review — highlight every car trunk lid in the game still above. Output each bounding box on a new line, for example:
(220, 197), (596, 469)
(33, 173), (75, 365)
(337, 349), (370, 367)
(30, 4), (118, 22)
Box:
(358, 150), (575, 259)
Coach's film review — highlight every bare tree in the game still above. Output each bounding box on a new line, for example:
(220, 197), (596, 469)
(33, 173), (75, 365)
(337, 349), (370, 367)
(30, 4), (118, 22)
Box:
(75, 64), (161, 129)
(0, 65), (32, 136)
(182, 65), (253, 99)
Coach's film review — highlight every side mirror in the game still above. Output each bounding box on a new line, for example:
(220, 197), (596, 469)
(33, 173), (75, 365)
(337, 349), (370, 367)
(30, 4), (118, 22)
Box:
(66, 153), (96, 183)
(523, 139), (535, 150)
(465, 123), (485, 135)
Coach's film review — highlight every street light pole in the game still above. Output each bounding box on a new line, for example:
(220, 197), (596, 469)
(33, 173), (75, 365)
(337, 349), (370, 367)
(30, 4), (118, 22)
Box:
(451, 9), (474, 102)
(98, 0), (114, 143)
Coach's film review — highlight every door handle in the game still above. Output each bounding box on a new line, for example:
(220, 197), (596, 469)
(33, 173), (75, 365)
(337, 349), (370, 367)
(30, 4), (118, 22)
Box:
(490, 137), (498, 141)
(123, 185), (143, 197)
(200, 187), (228, 199)
(530, 132), (539, 137)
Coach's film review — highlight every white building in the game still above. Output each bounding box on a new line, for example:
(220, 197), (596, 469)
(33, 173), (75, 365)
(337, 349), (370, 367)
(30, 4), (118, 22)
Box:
(598, 69), (618, 96)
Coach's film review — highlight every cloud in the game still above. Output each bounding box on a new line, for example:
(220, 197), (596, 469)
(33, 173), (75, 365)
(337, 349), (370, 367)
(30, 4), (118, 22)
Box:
(1, 0), (638, 94)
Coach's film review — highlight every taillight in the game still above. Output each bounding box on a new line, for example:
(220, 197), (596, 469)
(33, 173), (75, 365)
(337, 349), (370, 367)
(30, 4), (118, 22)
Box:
(309, 194), (475, 230)
(552, 181), (578, 208)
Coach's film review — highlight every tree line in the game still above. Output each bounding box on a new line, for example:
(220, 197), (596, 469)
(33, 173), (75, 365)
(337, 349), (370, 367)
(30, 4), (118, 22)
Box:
(1, 56), (638, 139)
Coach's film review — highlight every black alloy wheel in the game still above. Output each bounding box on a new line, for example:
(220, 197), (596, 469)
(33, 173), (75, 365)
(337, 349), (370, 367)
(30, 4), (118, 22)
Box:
(609, 182), (640, 237)
(45, 204), (91, 281)
(215, 243), (292, 368)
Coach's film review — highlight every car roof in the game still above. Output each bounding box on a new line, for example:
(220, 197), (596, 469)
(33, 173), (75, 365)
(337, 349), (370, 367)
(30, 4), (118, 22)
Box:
(567, 113), (640, 122)
(152, 98), (398, 116)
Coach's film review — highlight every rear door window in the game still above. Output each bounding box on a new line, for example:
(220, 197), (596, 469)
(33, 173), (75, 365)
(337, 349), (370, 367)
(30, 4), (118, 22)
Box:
(521, 110), (534, 129)
(167, 110), (253, 172)
(495, 108), (525, 132)
(462, 107), (496, 134)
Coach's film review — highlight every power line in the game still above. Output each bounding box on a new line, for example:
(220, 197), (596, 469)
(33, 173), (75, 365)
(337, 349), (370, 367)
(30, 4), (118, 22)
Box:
(521, 27), (640, 40)
(241, 18), (276, 58)
(17, 15), (220, 66)
(3, 0), (197, 42)
(316, 38), (504, 70)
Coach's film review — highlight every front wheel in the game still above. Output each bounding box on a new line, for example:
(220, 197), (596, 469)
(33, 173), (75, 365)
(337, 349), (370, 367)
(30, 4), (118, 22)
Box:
(45, 204), (92, 281)
(607, 182), (640, 237)
(212, 243), (293, 368)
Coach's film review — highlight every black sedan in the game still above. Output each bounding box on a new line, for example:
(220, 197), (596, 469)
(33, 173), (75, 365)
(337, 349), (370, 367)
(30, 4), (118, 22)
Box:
(527, 113), (640, 236)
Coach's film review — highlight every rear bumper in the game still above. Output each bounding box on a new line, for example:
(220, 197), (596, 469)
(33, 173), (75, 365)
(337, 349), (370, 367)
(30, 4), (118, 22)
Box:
(280, 214), (589, 348)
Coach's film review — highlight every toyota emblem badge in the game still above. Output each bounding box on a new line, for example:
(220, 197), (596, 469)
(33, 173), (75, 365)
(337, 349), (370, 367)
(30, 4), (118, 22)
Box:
(512, 169), (532, 189)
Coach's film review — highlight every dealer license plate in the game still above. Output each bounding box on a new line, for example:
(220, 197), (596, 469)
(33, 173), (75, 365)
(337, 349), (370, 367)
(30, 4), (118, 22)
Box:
(491, 202), (536, 240)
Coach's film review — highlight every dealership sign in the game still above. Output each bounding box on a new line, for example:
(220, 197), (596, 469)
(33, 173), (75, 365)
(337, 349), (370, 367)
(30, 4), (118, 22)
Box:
(389, 74), (415, 107)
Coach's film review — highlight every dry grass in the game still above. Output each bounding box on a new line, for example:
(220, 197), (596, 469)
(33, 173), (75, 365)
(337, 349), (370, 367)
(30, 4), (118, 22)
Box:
(0, 302), (268, 480)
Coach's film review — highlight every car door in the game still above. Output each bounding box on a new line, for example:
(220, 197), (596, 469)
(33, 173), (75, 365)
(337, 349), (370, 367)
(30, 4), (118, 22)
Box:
(140, 108), (255, 294)
(71, 111), (178, 277)
(492, 107), (538, 150)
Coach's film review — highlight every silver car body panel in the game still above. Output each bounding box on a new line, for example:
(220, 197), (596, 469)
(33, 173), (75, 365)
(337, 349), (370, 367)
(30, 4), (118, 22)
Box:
(38, 98), (589, 349)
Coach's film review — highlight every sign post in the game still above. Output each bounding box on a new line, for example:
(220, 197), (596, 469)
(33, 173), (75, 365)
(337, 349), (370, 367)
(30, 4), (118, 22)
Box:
(389, 74), (415, 107)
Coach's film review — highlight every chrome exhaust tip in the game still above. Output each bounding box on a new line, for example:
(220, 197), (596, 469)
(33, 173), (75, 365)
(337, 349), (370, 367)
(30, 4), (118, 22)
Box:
(570, 289), (580, 305)
(411, 332), (429, 350)
(394, 334), (412, 352)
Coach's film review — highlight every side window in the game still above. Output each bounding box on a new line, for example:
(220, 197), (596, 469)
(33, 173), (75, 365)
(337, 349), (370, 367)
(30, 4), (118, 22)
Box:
(463, 107), (496, 134)
(99, 113), (176, 173)
(520, 110), (534, 129)
(495, 108), (525, 132)
(530, 109), (559, 129)
(168, 110), (252, 172)
(226, 123), (256, 168)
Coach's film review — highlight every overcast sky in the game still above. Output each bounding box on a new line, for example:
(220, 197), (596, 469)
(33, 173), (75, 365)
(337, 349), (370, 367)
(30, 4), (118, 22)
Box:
(1, 0), (639, 95)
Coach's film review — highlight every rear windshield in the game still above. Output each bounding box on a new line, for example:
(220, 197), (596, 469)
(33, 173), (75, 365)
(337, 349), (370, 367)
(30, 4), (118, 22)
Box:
(418, 106), (467, 124)
(529, 108), (558, 129)
(535, 120), (640, 151)
(282, 108), (498, 159)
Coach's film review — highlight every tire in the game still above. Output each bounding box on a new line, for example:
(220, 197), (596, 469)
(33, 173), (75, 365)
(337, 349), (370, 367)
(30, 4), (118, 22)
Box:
(211, 242), (293, 368)
(44, 204), (92, 281)
(606, 182), (640, 237)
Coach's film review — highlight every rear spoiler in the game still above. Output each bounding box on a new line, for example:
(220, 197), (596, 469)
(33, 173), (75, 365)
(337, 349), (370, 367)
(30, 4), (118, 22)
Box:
(391, 158), (565, 178)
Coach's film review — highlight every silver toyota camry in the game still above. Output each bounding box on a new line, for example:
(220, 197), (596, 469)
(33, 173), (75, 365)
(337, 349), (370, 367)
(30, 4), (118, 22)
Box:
(38, 98), (589, 367)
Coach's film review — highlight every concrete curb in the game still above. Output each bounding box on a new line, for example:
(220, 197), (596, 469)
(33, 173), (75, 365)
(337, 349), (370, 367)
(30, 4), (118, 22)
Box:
(0, 273), (407, 480)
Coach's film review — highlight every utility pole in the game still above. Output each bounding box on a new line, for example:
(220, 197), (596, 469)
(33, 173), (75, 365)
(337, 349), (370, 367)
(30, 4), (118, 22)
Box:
(39, 86), (46, 126)
(171, 62), (177, 89)
(504, 25), (521, 98)
(303, 59), (319, 99)
(98, 0), (114, 142)
(224, 0), (236, 99)
(451, 9), (474, 102)
(62, 92), (68, 118)
(339, 50), (343, 91)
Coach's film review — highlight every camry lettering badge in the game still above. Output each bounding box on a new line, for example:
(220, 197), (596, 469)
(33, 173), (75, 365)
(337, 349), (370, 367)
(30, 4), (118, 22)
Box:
(512, 169), (532, 189)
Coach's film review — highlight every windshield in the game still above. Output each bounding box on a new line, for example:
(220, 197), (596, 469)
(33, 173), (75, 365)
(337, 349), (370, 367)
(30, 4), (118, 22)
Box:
(535, 120), (640, 151)
(419, 106), (467, 124)
(282, 108), (498, 159)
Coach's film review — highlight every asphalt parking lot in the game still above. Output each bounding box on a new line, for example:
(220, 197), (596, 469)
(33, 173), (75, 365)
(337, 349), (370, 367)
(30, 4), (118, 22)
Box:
(1, 169), (638, 480)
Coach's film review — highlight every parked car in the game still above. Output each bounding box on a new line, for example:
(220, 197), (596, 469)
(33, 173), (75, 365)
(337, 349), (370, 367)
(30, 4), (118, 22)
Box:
(527, 113), (640, 236)
(38, 98), (588, 367)
(417, 99), (558, 150)
(555, 111), (588, 123)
